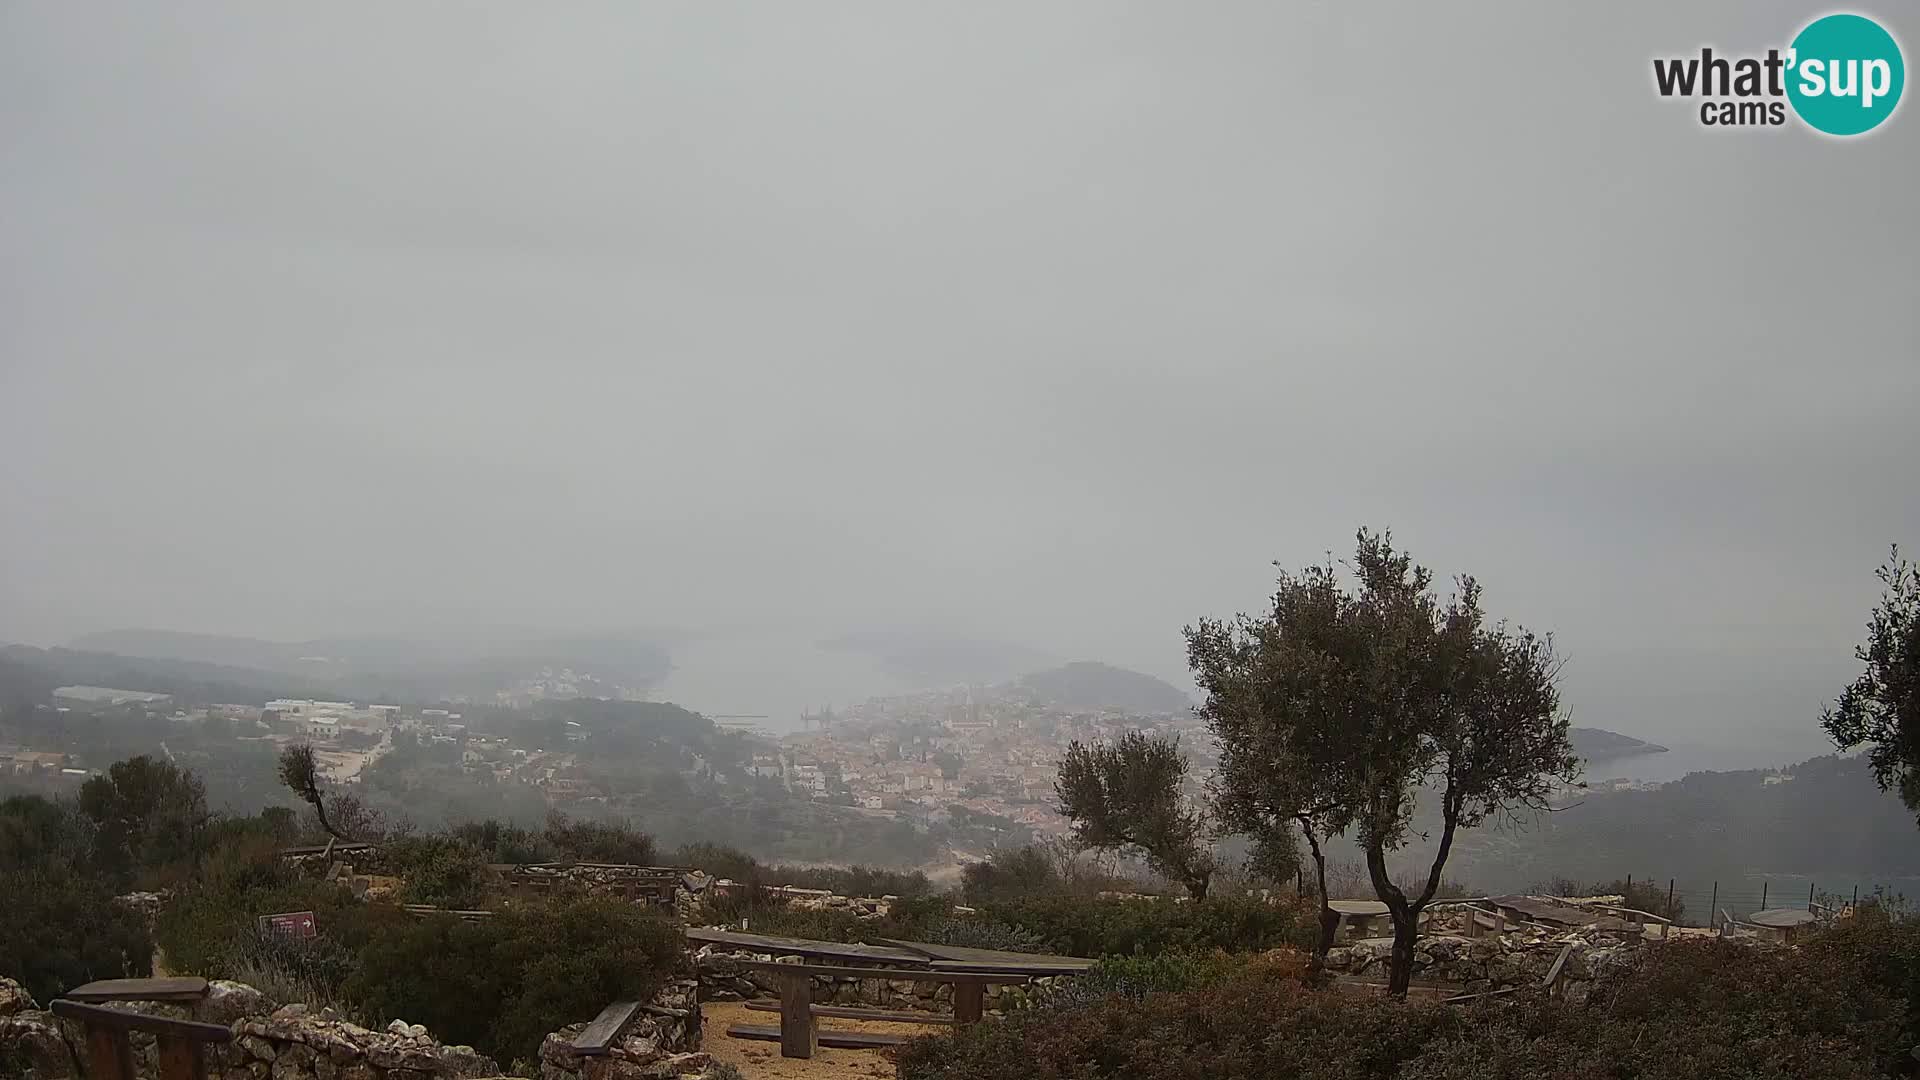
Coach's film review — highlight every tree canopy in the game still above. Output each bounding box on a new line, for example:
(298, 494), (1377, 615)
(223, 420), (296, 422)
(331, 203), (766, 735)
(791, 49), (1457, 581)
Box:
(1823, 545), (1920, 826)
(1189, 529), (1577, 995)
(1056, 731), (1217, 899)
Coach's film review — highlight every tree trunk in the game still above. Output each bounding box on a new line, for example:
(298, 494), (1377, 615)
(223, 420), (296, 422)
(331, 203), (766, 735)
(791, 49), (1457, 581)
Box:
(1301, 826), (1338, 972)
(1386, 907), (1418, 997)
(1362, 830), (1418, 999)
(1187, 874), (1210, 901)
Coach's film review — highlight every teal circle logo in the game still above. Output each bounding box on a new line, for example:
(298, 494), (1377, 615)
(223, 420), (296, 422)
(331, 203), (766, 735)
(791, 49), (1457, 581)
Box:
(1787, 14), (1905, 135)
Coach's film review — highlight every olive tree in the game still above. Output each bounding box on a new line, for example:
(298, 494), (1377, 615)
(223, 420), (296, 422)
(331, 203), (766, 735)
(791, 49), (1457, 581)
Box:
(1190, 589), (1353, 969)
(1189, 529), (1577, 996)
(1822, 545), (1920, 824)
(278, 744), (351, 841)
(1055, 731), (1217, 899)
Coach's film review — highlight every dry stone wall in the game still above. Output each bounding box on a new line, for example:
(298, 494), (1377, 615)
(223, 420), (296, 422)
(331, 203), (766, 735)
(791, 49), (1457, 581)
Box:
(1322, 914), (1646, 1002)
(0, 976), (723, 1080)
(535, 983), (708, 1080)
(692, 948), (1055, 1015)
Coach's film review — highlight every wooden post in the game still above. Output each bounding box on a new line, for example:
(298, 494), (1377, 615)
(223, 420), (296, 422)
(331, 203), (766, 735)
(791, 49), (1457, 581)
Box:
(1853, 885), (1859, 916)
(953, 981), (986, 1026)
(1667, 880), (1676, 922)
(1761, 882), (1768, 910)
(86, 1028), (135, 1080)
(1808, 882), (1815, 912)
(775, 970), (817, 1059)
(156, 1034), (205, 1080)
(1709, 882), (1717, 930)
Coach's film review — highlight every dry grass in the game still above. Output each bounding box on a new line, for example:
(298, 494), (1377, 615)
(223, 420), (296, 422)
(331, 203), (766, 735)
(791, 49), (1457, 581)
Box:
(699, 1000), (942, 1080)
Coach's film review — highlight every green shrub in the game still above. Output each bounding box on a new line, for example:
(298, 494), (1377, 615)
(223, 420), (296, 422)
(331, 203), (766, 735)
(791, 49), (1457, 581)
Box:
(542, 813), (656, 865)
(346, 896), (683, 1064)
(899, 963), (1450, 1080)
(670, 841), (761, 881)
(221, 932), (366, 1018)
(920, 918), (1047, 954)
(153, 838), (408, 990)
(670, 841), (935, 898)
(901, 935), (1907, 1080)
(383, 835), (492, 908)
(960, 846), (1059, 904)
(451, 820), (557, 864)
(0, 867), (153, 1004)
(1802, 910), (1920, 1065)
(978, 894), (1315, 957)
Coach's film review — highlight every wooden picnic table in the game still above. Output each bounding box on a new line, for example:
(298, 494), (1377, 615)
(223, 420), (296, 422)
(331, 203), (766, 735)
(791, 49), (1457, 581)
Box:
(727, 959), (1030, 1059)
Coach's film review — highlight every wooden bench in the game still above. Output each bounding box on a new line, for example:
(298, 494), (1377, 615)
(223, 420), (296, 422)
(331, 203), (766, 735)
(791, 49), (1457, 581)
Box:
(65, 977), (210, 1004)
(722, 1024), (914, 1050)
(725, 960), (1029, 1059)
(569, 1000), (643, 1057)
(743, 1001), (956, 1025)
(51, 999), (231, 1080)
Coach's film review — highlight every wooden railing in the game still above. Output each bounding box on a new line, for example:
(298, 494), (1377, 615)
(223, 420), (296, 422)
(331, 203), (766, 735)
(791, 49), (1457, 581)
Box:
(50, 1000), (231, 1080)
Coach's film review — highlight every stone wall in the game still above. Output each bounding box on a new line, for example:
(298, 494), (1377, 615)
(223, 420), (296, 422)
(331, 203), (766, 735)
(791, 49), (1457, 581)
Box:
(0, 976), (722, 1080)
(1322, 914), (1645, 1002)
(534, 982), (707, 1080)
(692, 948), (1056, 1015)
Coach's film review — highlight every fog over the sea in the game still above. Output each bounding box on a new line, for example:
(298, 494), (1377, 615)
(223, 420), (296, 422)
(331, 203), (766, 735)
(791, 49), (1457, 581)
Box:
(2, 3), (1913, 758)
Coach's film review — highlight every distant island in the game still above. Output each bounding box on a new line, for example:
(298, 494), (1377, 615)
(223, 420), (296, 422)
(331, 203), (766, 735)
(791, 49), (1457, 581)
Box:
(1010, 661), (1194, 714)
(1568, 726), (1668, 761)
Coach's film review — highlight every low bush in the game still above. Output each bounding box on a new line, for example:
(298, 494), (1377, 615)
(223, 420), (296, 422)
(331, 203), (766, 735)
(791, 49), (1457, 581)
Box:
(0, 867), (153, 1004)
(669, 841), (935, 898)
(977, 894), (1316, 957)
(153, 834), (409, 993)
(542, 812), (656, 865)
(451, 820), (557, 864)
(901, 933), (1910, 1080)
(899, 963), (1451, 1080)
(346, 895), (683, 1066)
(382, 835), (491, 908)
(919, 917), (1047, 954)
(960, 846), (1059, 904)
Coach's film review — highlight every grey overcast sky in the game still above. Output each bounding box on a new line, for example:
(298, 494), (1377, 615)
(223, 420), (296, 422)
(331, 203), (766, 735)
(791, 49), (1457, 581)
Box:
(1, 2), (1914, 746)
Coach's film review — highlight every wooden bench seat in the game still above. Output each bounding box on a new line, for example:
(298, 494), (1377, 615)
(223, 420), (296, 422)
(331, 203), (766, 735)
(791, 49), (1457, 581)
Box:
(743, 1001), (956, 1025)
(724, 1024), (913, 1050)
(65, 977), (209, 1004)
(569, 1000), (642, 1056)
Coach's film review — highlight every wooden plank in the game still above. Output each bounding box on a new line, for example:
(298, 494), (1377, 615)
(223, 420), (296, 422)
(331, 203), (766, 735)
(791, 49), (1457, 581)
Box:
(1542, 944), (1574, 997)
(745, 1002), (956, 1025)
(875, 939), (1097, 971)
(570, 1001), (641, 1056)
(953, 982), (985, 1026)
(776, 970), (816, 1059)
(928, 960), (1092, 976)
(726, 1024), (912, 1050)
(155, 1033), (205, 1080)
(86, 1027), (134, 1080)
(1486, 897), (1596, 928)
(732, 960), (1026, 984)
(66, 977), (210, 1003)
(684, 927), (930, 966)
(50, 1001), (233, 1043)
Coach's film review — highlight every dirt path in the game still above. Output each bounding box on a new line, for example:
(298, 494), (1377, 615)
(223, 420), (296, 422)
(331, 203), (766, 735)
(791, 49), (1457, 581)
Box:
(700, 1001), (941, 1079)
